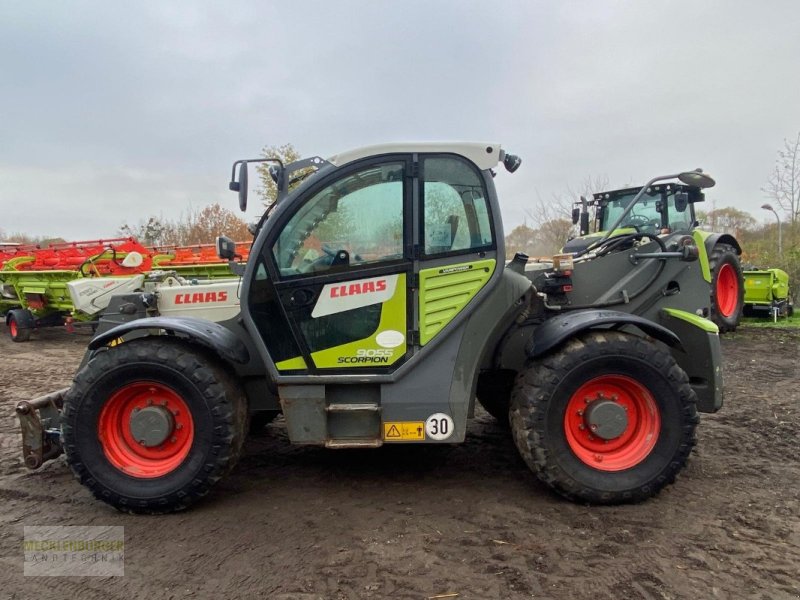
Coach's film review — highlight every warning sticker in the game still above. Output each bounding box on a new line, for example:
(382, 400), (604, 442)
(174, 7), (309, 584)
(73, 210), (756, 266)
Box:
(383, 422), (425, 441)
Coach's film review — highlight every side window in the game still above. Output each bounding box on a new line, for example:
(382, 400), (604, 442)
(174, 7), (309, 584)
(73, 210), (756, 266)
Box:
(272, 163), (404, 276)
(667, 193), (693, 231)
(423, 157), (493, 256)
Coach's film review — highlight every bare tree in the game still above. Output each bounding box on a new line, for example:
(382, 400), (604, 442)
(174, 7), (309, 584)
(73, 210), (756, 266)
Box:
(763, 132), (800, 227)
(704, 207), (756, 237)
(521, 175), (611, 253)
(119, 204), (250, 246)
(119, 216), (167, 245)
(504, 223), (538, 256)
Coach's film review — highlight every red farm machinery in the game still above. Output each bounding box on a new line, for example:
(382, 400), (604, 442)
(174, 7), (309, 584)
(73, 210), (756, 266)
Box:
(1, 238), (251, 341)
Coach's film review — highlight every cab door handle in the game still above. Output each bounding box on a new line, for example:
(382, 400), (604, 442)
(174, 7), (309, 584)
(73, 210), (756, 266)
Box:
(288, 288), (316, 307)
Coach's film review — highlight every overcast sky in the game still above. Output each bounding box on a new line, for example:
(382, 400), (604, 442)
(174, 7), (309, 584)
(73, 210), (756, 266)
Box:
(1, 1), (799, 240)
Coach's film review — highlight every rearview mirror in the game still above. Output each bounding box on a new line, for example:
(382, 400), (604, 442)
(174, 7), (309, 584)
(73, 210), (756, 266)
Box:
(678, 170), (715, 189)
(238, 162), (249, 211)
(216, 235), (237, 261)
(674, 192), (689, 212)
(571, 207), (580, 225)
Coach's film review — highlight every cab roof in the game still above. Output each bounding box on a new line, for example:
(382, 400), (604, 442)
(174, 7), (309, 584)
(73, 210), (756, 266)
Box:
(327, 142), (504, 171)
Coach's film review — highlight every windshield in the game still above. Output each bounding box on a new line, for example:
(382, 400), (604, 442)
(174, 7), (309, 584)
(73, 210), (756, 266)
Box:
(598, 188), (693, 234)
(272, 163), (404, 275)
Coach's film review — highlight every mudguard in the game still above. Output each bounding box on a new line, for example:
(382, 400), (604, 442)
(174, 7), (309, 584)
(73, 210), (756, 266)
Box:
(525, 309), (684, 358)
(89, 316), (250, 364)
(697, 230), (742, 255)
(659, 308), (723, 413)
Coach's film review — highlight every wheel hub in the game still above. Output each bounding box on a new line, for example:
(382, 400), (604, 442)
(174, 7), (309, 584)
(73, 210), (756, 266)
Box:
(129, 405), (175, 447)
(564, 375), (661, 472)
(584, 397), (628, 440)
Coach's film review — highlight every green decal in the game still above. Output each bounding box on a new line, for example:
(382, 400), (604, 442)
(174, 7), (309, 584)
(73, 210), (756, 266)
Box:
(276, 356), (307, 371)
(692, 230), (711, 283)
(311, 273), (407, 368)
(662, 308), (719, 333)
(418, 259), (496, 345)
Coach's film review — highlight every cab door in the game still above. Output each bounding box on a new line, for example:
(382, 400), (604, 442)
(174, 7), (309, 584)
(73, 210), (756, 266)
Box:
(246, 156), (413, 374)
(414, 155), (498, 347)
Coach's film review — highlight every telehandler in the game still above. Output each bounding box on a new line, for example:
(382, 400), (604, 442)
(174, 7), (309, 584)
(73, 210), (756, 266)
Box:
(563, 182), (744, 332)
(17, 143), (722, 512)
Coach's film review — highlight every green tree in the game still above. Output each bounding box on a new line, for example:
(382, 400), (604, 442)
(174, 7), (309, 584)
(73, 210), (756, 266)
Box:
(256, 143), (314, 207)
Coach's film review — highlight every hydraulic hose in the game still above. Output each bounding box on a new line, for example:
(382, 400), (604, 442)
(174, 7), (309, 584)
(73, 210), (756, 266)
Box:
(560, 233), (669, 310)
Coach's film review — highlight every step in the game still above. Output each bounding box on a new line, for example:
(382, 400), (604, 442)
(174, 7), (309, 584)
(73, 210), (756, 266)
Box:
(325, 403), (381, 413)
(325, 438), (383, 449)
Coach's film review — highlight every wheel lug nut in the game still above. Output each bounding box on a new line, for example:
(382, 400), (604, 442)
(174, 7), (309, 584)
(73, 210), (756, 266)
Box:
(577, 410), (584, 416)
(590, 424), (598, 431)
(175, 423), (183, 430)
(170, 437), (177, 443)
(578, 424), (585, 430)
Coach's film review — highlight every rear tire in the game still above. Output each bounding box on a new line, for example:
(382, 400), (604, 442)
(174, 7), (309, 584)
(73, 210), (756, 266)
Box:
(63, 338), (247, 514)
(709, 243), (744, 332)
(7, 310), (32, 342)
(510, 331), (698, 504)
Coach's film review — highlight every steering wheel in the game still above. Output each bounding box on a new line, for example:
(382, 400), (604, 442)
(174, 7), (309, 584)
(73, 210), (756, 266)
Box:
(297, 244), (337, 274)
(622, 214), (653, 232)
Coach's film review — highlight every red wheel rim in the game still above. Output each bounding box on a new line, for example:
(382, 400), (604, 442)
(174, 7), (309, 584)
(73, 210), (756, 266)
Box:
(716, 263), (739, 317)
(564, 375), (660, 472)
(98, 382), (194, 478)
(9, 319), (18, 338)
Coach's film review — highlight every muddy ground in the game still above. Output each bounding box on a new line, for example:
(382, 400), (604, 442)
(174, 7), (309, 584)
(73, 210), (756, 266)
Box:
(0, 327), (798, 599)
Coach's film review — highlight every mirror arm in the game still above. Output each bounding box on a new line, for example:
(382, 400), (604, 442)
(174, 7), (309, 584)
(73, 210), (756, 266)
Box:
(583, 173), (682, 254)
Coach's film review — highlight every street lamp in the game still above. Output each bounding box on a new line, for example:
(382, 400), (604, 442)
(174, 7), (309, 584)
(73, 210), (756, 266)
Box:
(761, 203), (782, 257)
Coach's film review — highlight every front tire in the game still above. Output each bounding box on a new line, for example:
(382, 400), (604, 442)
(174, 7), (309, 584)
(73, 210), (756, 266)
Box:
(709, 243), (744, 332)
(249, 410), (280, 433)
(476, 370), (516, 426)
(510, 331), (698, 504)
(62, 338), (247, 514)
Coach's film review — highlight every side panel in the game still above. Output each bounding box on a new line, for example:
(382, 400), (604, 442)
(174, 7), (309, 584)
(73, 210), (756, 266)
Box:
(156, 279), (242, 321)
(418, 259), (495, 345)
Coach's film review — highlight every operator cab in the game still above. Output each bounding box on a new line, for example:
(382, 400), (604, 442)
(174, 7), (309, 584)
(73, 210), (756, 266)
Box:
(564, 183), (706, 255)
